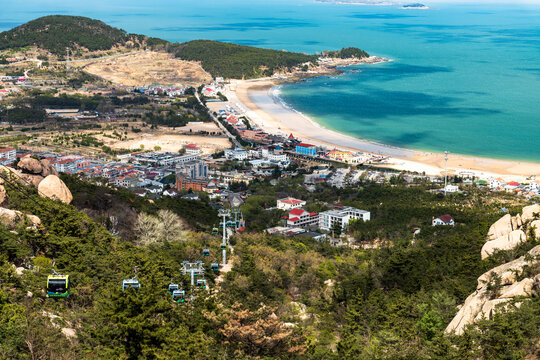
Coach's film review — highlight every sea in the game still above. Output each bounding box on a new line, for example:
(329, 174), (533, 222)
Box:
(1, 0), (540, 161)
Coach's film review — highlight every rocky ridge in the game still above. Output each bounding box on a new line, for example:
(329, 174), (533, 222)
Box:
(445, 245), (539, 335)
(0, 156), (72, 204)
(446, 205), (540, 335)
(481, 204), (540, 259)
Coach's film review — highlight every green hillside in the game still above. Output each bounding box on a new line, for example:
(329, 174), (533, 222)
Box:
(0, 15), (166, 55)
(0, 16), (371, 79)
(1, 169), (539, 358)
(172, 40), (319, 79)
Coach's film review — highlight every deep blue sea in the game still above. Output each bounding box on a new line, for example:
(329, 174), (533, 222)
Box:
(1, 0), (540, 161)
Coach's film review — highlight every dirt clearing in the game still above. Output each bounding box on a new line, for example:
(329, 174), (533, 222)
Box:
(82, 51), (212, 87)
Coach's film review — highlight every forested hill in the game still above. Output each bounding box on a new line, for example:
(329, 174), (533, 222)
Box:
(171, 40), (319, 79)
(1, 16), (372, 79)
(0, 15), (167, 55)
(324, 47), (369, 59)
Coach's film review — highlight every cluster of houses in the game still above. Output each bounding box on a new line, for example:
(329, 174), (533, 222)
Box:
(266, 196), (371, 240)
(219, 111), (279, 145)
(225, 145), (290, 168)
(488, 178), (540, 197)
(133, 85), (188, 97)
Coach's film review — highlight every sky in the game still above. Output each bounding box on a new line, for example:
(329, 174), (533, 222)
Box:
(427, 0), (540, 3)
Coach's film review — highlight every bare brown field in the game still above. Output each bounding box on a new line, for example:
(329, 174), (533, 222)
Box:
(100, 133), (231, 155)
(81, 51), (212, 87)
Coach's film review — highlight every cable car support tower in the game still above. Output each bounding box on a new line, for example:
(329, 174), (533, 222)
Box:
(218, 209), (231, 265)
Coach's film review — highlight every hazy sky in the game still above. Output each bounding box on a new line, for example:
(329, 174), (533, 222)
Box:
(427, 0), (540, 3)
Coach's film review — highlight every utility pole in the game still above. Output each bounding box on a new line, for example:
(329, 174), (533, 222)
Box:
(66, 47), (71, 72)
(218, 209), (231, 265)
(444, 150), (449, 195)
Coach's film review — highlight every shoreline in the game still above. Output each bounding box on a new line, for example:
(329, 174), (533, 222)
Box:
(226, 77), (540, 180)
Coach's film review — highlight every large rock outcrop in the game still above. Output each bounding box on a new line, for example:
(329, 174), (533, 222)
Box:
(17, 157), (43, 175)
(481, 230), (526, 259)
(483, 205), (540, 259)
(445, 245), (540, 335)
(487, 214), (513, 241)
(20, 173), (44, 188)
(40, 159), (59, 177)
(530, 220), (540, 239)
(38, 175), (73, 204)
(0, 207), (41, 229)
(521, 204), (540, 223)
(0, 177), (5, 204)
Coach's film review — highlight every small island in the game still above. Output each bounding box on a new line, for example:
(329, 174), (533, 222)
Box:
(400, 3), (430, 9)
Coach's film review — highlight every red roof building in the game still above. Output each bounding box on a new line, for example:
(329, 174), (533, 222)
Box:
(432, 214), (455, 226)
(277, 197), (306, 210)
(287, 208), (319, 228)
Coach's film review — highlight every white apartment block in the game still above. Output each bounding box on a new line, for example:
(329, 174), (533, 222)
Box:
(225, 148), (248, 161)
(319, 206), (370, 231)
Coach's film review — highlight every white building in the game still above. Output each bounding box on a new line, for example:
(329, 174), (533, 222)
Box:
(267, 153), (289, 163)
(432, 214), (455, 226)
(277, 197), (306, 210)
(443, 184), (459, 193)
(490, 178), (504, 189)
(287, 208), (319, 228)
(52, 157), (79, 173)
(319, 206), (370, 231)
(184, 144), (202, 155)
(0, 147), (16, 165)
(260, 147), (270, 158)
(225, 148), (248, 161)
(116, 153), (132, 163)
(175, 154), (200, 164)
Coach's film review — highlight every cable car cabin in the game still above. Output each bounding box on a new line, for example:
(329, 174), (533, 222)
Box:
(122, 279), (140, 291)
(212, 228), (218, 234)
(220, 244), (226, 250)
(203, 249), (210, 256)
(196, 279), (207, 288)
(172, 290), (185, 303)
(168, 283), (179, 294)
(47, 275), (69, 298)
(211, 263), (219, 272)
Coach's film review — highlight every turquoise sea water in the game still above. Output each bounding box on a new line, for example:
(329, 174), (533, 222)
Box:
(1, 0), (540, 161)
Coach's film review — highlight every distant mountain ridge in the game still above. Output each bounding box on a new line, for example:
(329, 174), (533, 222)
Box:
(0, 15), (166, 55)
(0, 15), (371, 79)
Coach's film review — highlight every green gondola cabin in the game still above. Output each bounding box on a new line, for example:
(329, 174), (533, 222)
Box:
(196, 279), (207, 288)
(172, 289), (185, 303)
(168, 283), (179, 294)
(47, 274), (70, 298)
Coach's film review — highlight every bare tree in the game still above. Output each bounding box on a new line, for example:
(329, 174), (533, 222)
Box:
(135, 210), (185, 245)
(134, 212), (161, 246)
(156, 210), (185, 243)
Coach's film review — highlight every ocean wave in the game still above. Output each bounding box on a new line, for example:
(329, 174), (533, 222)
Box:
(269, 85), (327, 131)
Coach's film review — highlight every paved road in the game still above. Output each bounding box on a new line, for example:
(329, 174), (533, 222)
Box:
(195, 92), (241, 148)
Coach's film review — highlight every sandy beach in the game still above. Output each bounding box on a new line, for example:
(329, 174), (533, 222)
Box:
(226, 78), (540, 180)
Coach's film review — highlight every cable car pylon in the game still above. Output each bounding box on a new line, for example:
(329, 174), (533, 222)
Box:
(218, 209), (231, 265)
